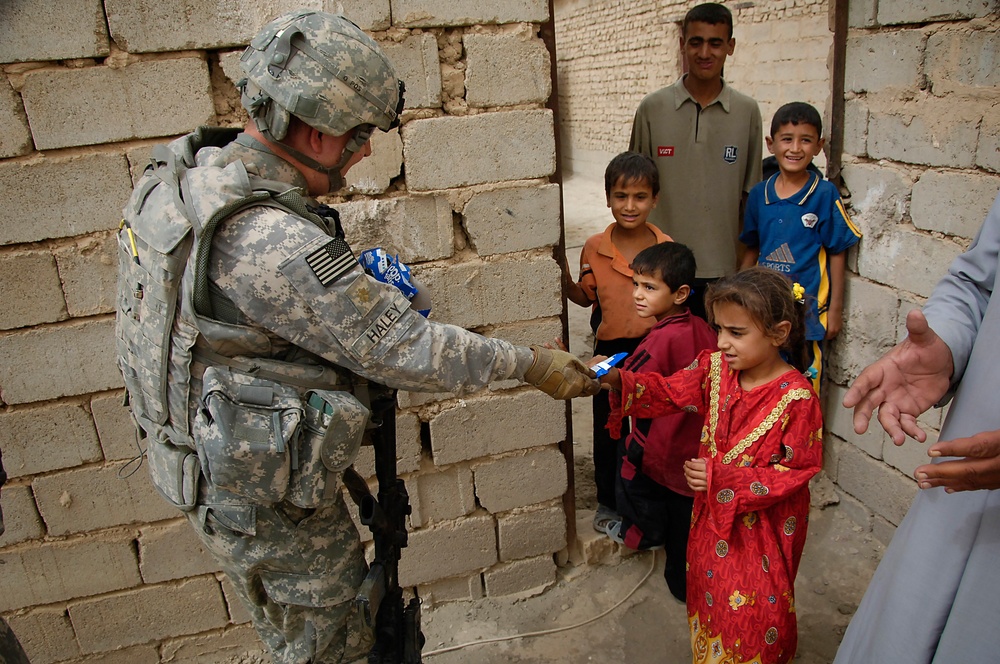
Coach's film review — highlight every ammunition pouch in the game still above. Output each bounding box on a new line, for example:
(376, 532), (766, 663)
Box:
(194, 364), (370, 507)
(146, 438), (200, 511)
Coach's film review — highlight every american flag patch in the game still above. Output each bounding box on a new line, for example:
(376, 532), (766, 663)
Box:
(306, 238), (356, 286)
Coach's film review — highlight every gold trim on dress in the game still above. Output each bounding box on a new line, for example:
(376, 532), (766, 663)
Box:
(722, 388), (813, 464)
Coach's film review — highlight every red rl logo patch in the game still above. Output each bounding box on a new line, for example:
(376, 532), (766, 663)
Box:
(657, 146), (675, 157)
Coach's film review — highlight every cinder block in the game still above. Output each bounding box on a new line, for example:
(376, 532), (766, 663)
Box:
(823, 381), (884, 459)
(409, 464), (476, 527)
(344, 128), (403, 195)
(159, 623), (269, 663)
(0, 250), (66, 330)
(69, 576), (229, 653)
(483, 554), (555, 597)
(419, 572), (484, 606)
(53, 231), (118, 318)
(33, 463), (179, 537)
(856, 225), (965, 299)
(465, 33), (551, 107)
(844, 31), (924, 93)
(485, 317), (563, 349)
(51, 644), (159, 664)
(834, 488), (874, 533)
(0, 401), (102, 478)
(820, 276), (899, 386)
(138, 519), (221, 583)
(839, 161), (911, 227)
(220, 576), (252, 624)
(912, 170), (1000, 239)
(877, 0), (995, 25)
(463, 184), (561, 256)
(0, 535), (140, 612)
(338, 0), (393, 30)
(473, 446), (567, 513)
(836, 441), (917, 526)
(0, 483), (45, 546)
(105, 0), (261, 53)
(883, 425), (939, 479)
(848, 0), (877, 27)
(977, 112), (1000, 173)
(91, 391), (142, 462)
(872, 514), (897, 546)
(398, 513), (497, 587)
(0, 80), (32, 159)
(5, 605), (80, 664)
(0, 152), (132, 246)
(338, 193), (453, 262)
(419, 256), (561, 329)
(0, 318), (122, 405)
(429, 390), (566, 465)
(868, 107), (979, 169)
(402, 110), (555, 191)
(497, 504), (567, 562)
(21, 58), (214, 150)
(0, 0), (109, 63)
(926, 28), (1000, 88)
(352, 410), (423, 477)
(391, 0), (548, 27)
(382, 34), (442, 110)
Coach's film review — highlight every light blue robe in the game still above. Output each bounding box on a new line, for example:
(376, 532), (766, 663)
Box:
(834, 193), (1000, 662)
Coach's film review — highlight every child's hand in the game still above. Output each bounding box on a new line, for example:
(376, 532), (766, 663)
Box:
(542, 337), (568, 352)
(684, 458), (708, 492)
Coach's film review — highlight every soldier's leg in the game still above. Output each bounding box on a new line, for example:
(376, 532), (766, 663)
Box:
(186, 494), (370, 664)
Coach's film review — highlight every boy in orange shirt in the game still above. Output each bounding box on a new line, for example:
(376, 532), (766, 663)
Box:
(564, 152), (671, 534)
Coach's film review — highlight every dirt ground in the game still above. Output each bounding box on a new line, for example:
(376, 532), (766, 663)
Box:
(418, 174), (886, 663)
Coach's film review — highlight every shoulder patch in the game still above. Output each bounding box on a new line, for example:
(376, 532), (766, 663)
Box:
(306, 238), (356, 286)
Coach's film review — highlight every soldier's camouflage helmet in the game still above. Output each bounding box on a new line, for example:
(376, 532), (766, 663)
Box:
(238, 11), (404, 142)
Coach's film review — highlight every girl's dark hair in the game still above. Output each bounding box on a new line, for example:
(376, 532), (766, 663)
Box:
(604, 151), (660, 197)
(705, 267), (809, 372)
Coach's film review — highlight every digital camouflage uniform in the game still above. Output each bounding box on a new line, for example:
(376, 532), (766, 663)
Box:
(115, 11), (596, 664)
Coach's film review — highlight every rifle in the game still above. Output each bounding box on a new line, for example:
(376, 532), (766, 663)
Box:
(344, 383), (424, 663)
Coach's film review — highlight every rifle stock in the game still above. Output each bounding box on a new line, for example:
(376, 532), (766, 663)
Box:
(351, 385), (424, 663)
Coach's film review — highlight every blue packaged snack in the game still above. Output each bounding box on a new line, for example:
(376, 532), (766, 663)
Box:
(593, 352), (628, 377)
(359, 248), (430, 317)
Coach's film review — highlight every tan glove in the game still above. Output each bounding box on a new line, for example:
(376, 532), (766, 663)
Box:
(524, 346), (601, 399)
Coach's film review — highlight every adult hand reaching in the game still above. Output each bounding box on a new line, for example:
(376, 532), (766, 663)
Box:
(912, 429), (1000, 492)
(842, 309), (954, 445)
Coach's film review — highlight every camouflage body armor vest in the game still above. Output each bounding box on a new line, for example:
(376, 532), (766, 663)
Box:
(116, 128), (369, 512)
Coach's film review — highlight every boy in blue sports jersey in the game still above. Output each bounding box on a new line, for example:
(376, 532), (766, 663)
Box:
(739, 102), (861, 393)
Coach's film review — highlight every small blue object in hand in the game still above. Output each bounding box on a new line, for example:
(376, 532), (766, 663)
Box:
(359, 248), (430, 317)
(593, 352), (628, 377)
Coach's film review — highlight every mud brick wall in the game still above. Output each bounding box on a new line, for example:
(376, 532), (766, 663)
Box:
(825, 0), (1000, 543)
(0, 1), (569, 661)
(553, 0), (833, 178)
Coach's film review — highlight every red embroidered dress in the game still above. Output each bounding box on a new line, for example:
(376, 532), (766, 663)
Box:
(612, 350), (823, 664)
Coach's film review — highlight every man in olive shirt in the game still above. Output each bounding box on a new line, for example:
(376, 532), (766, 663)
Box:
(629, 2), (762, 319)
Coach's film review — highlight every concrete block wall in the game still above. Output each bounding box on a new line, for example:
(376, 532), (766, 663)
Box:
(0, 2), (569, 662)
(552, 0), (833, 178)
(825, 1), (1000, 542)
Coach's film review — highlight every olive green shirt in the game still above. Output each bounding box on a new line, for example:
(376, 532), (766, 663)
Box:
(629, 77), (763, 279)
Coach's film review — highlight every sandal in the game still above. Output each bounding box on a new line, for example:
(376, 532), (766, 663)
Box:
(592, 505), (619, 534)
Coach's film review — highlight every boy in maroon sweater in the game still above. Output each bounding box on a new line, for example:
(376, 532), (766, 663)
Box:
(607, 241), (717, 602)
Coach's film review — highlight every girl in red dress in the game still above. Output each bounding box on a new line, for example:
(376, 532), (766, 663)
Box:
(600, 267), (822, 664)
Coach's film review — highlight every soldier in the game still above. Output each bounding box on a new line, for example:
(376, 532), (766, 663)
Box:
(114, 10), (598, 663)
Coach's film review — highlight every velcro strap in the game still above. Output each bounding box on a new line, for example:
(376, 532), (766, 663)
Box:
(237, 384), (274, 406)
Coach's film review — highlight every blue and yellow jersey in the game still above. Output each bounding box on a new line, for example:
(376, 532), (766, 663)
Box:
(740, 171), (862, 340)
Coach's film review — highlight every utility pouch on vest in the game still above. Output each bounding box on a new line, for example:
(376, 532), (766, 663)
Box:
(146, 438), (200, 511)
(288, 390), (370, 508)
(195, 366), (303, 504)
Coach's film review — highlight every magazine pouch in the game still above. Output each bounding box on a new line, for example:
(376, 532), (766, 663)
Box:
(195, 365), (302, 504)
